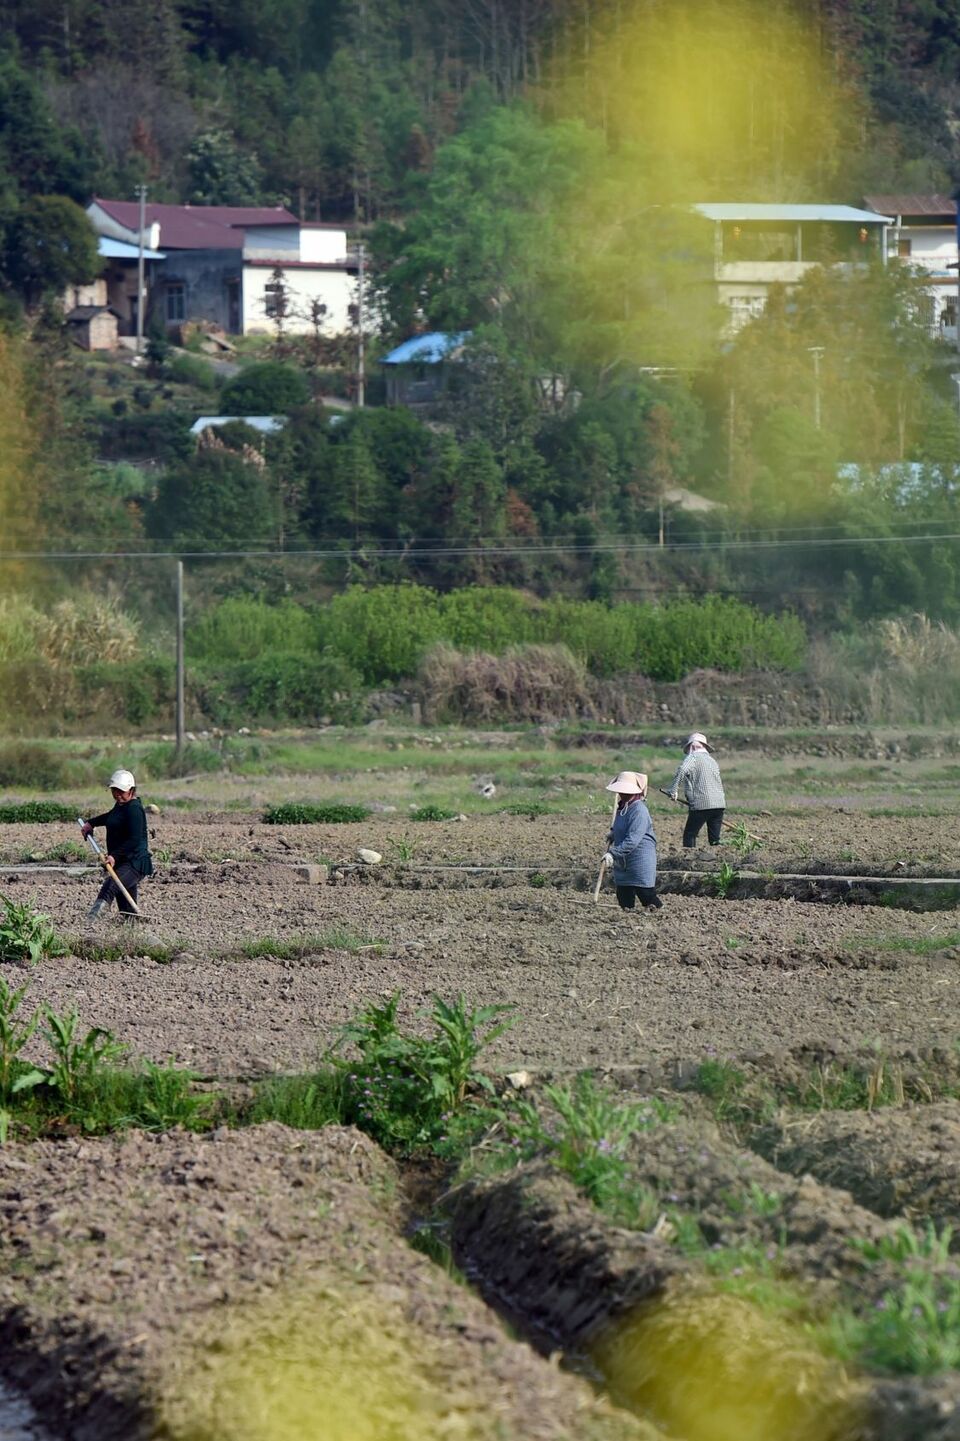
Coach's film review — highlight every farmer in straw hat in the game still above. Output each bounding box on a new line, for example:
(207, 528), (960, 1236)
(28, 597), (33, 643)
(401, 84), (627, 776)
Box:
(602, 770), (662, 912)
(668, 732), (726, 848)
(81, 768), (153, 920)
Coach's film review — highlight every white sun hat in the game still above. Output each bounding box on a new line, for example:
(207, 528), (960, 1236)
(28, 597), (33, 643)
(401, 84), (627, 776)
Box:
(605, 770), (649, 795)
(108, 768), (136, 791)
(683, 732), (714, 752)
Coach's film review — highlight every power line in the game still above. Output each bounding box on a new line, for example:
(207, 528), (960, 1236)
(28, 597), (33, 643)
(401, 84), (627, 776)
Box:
(0, 531), (958, 562)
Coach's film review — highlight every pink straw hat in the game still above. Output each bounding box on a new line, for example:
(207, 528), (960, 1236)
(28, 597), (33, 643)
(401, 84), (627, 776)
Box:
(605, 770), (649, 795)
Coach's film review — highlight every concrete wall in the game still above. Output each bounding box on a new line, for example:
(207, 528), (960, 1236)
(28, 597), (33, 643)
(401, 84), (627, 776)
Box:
(64, 278), (108, 309)
(242, 263), (355, 335)
(159, 249), (241, 332)
(301, 227), (349, 263)
(895, 225), (956, 268)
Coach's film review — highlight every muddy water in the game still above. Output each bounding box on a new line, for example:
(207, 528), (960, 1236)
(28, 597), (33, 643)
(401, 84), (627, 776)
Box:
(0, 1382), (55, 1441)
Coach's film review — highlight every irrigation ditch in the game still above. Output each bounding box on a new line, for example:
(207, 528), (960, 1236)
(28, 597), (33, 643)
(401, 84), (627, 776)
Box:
(3, 861), (960, 911)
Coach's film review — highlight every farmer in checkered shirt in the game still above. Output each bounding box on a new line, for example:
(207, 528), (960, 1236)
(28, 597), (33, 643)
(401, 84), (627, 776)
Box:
(668, 732), (726, 848)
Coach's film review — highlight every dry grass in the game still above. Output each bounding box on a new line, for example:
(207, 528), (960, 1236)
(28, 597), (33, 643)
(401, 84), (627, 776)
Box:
(418, 643), (595, 723)
(0, 593), (139, 668)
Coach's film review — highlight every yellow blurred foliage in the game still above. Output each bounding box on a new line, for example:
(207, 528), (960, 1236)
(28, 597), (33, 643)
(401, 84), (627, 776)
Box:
(550, 0), (859, 200)
(163, 1285), (528, 1441)
(591, 1288), (866, 1441)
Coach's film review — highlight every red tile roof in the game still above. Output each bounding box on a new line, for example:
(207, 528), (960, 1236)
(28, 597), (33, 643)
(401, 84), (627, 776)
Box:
(863, 193), (957, 218)
(92, 199), (298, 250)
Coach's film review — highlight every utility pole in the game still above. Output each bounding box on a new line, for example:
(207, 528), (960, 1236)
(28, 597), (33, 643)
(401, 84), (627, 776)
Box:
(135, 183), (147, 356)
(356, 241), (365, 408)
(808, 345), (824, 431)
(175, 559), (185, 759)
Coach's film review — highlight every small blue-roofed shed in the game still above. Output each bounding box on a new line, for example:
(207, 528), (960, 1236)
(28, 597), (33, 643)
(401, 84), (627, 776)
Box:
(380, 331), (470, 407)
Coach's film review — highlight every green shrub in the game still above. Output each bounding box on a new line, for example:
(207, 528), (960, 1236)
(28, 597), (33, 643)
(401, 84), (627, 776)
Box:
(0, 742), (73, 790)
(263, 803), (370, 824)
(189, 598), (319, 662)
(0, 802), (76, 823)
(168, 352), (217, 391)
(324, 585), (442, 684)
(97, 411), (193, 462)
(221, 361), (310, 413)
(322, 586), (805, 685)
(75, 658), (174, 727)
(139, 741), (226, 779)
(197, 651), (362, 726)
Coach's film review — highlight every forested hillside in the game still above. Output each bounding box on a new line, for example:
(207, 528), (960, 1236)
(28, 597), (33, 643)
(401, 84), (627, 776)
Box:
(0, 0), (958, 661)
(0, 0), (957, 221)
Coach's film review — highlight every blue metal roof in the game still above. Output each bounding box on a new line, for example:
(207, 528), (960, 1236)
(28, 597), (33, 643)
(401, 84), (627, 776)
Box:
(695, 204), (891, 224)
(381, 331), (470, 365)
(98, 235), (166, 261)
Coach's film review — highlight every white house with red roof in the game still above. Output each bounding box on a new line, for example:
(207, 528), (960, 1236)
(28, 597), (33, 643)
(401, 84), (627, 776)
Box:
(87, 199), (358, 338)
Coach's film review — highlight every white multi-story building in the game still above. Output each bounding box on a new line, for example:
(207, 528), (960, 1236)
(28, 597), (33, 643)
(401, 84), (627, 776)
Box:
(863, 194), (958, 342)
(694, 203), (892, 333)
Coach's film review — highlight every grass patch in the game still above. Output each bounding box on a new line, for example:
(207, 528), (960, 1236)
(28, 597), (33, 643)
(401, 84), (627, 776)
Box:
(243, 1072), (341, 1129)
(263, 803), (370, 825)
(409, 804), (456, 822)
(20, 840), (89, 864)
(500, 801), (556, 818)
(0, 802), (76, 824)
(850, 931), (960, 955)
(69, 936), (180, 964)
(237, 927), (382, 959)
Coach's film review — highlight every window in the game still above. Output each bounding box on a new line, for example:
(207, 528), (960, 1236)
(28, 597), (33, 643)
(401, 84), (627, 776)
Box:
(264, 280), (285, 319)
(898, 236), (912, 258)
(165, 282), (185, 322)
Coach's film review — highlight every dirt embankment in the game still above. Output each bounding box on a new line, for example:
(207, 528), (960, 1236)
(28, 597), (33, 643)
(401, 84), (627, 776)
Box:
(0, 1126), (651, 1441)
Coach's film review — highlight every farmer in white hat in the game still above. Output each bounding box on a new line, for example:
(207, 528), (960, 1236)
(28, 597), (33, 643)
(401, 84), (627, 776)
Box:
(601, 771), (661, 912)
(81, 769), (153, 919)
(667, 733), (726, 848)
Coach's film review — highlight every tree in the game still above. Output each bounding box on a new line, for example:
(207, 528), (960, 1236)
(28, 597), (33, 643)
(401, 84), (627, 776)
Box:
(187, 127), (262, 205)
(149, 450), (274, 549)
(221, 361), (311, 413)
(5, 196), (100, 305)
(330, 429), (382, 541)
(449, 438), (506, 579)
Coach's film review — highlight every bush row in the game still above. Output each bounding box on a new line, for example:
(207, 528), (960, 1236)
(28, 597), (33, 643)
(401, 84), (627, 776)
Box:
(189, 586), (807, 684)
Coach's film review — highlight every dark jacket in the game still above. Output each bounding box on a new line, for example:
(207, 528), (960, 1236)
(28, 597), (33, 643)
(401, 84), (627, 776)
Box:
(88, 798), (153, 877)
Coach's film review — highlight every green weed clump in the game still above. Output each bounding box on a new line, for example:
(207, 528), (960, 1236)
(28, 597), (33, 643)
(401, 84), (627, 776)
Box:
(409, 805), (456, 822)
(706, 862), (740, 899)
(0, 896), (64, 965)
(331, 992), (514, 1152)
(1, 979), (211, 1139)
(501, 802), (555, 818)
(0, 802), (76, 824)
(823, 1225), (960, 1375)
(481, 1074), (676, 1229)
(264, 803), (370, 825)
(0, 978), (46, 1143)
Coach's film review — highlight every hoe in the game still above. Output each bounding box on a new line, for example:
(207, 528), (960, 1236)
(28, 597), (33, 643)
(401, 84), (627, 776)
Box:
(77, 817), (140, 915)
(658, 789), (763, 846)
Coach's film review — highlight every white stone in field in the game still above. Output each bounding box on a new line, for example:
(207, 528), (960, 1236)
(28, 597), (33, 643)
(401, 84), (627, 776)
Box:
(357, 848), (382, 865)
(505, 1070), (533, 1090)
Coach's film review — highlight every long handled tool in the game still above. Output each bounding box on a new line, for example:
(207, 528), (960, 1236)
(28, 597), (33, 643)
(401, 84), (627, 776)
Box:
(77, 818), (140, 915)
(592, 796), (619, 902)
(657, 790), (764, 846)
